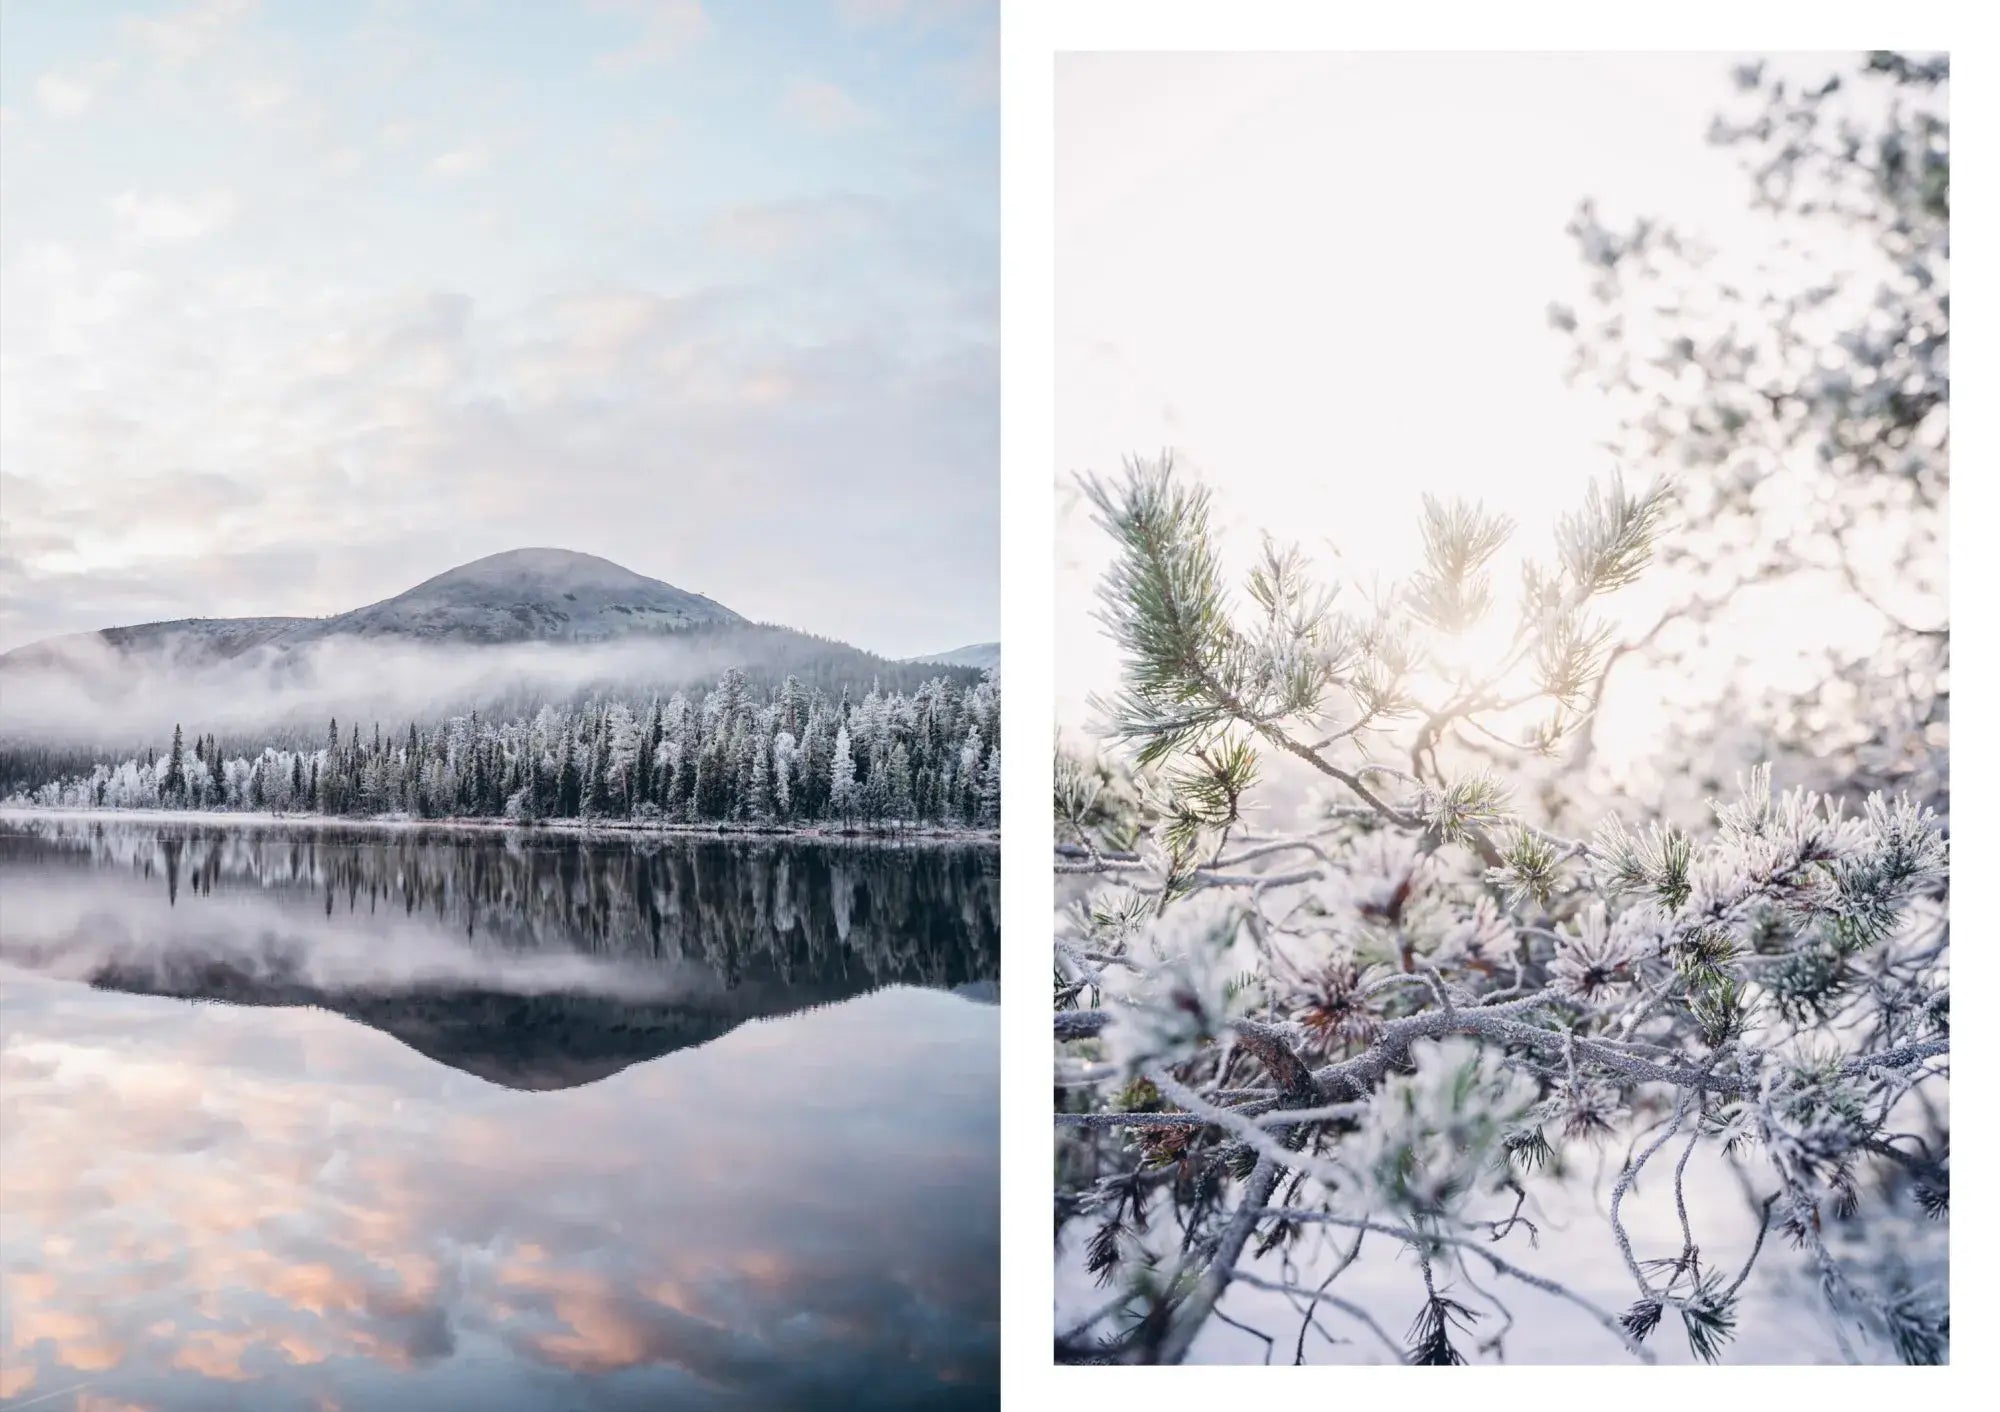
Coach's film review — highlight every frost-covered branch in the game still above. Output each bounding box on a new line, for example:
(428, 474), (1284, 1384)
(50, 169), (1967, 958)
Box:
(1056, 453), (1948, 1366)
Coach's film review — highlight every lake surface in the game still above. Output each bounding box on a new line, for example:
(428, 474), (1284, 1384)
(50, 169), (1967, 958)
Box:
(0, 815), (999, 1410)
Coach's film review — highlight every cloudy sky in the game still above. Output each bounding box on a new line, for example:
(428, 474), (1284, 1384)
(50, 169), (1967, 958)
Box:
(0, 0), (995, 659)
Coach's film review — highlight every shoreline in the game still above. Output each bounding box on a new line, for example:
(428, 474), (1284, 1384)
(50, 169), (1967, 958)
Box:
(0, 805), (999, 850)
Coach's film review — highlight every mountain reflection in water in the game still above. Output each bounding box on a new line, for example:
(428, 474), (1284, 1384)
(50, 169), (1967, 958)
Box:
(0, 817), (999, 1088)
(0, 816), (999, 1411)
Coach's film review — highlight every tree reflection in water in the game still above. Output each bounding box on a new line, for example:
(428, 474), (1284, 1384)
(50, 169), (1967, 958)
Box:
(0, 818), (998, 1089)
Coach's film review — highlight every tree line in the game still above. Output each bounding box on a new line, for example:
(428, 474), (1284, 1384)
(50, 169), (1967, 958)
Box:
(3, 668), (1000, 830)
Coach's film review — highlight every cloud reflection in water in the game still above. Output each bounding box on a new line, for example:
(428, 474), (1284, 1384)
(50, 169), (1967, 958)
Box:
(0, 821), (998, 1410)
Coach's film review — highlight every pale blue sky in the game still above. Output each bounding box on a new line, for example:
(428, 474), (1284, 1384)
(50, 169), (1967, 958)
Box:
(0, 0), (996, 657)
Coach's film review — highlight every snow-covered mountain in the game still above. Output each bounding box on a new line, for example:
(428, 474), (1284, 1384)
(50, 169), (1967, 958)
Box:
(5, 549), (742, 668)
(906, 642), (1000, 672)
(0, 550), (982, 744)
(4, 615), (313, 673)
(293, 547), (743, 645)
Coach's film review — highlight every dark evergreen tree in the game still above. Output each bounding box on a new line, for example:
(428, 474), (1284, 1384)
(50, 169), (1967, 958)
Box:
(161, 724), (186, 805)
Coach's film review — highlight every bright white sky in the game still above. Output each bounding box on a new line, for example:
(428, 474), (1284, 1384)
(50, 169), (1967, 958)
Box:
(0, 0), (996, 660)
(1054, 50), (1861, 732)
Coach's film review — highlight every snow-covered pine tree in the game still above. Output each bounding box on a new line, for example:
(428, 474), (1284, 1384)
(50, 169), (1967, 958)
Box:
(888, 741), (915, 824)
(771, 728), (797, 821)
(979, 747), (1000, 828)
(604, 701), (639, 816)
(4, 672), (999, 833)
(829, 724), (858, 823)
(959, 725), (985, 824)
(1054, 457), (1947, 1366)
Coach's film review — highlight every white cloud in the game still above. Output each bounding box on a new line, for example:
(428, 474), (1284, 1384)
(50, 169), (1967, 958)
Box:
(605, 118), (679, 165)
(429, 143), (492, 179)
(106, 189), (239, 244)
(231, 77), (290, 117)
(121, 0), (257, 66)
(837, 0), (983, 26)
(781, 79), (874, 134)
(705, 194), (883, 256)
(838, 0), (911, 21)
(34, 63), (117, 120)
(593, 0), (711, 72)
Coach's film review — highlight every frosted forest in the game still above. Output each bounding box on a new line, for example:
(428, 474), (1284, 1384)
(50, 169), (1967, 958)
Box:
(3, 667), (1001, 833)
(1053, 53), (1947, 1366)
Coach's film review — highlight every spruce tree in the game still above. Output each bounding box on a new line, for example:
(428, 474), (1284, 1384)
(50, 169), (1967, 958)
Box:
(161, 724), (186, 805)
(978, 747), (999, 827)
(829, 725), (857, 822)
(558, 736), (581, 818)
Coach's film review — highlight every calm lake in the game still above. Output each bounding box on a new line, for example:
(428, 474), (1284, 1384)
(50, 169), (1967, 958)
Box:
(0, 815), (999, 1410)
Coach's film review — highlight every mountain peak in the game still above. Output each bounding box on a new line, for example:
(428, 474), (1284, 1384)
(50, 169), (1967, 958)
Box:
(307, 547), (745, 645)
(424, 547), (652, 588)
